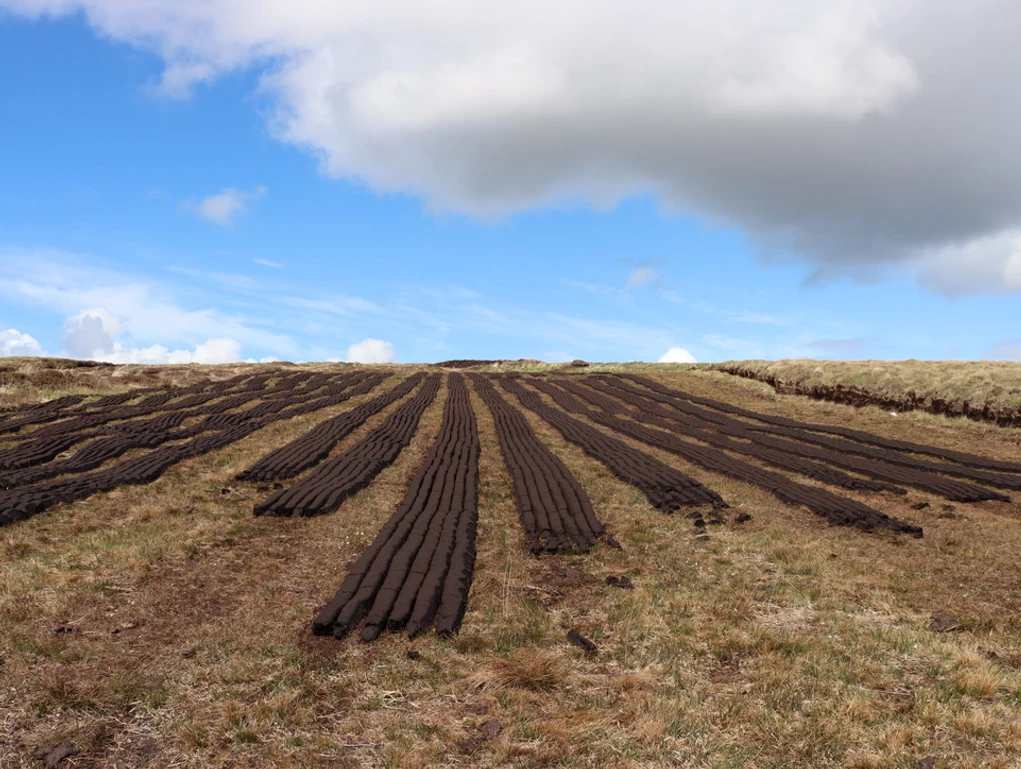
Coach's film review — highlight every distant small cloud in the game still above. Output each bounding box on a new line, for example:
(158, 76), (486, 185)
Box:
(658, 347), (696, 363)
(626, 265), (661, 289)
(347, 338), (396, 363)
(617, 258), (665, 291)
(187, 186), (267, 226)
(253, 258), (281, 268)
(0, 328), (42, 357)
(150, 61), (217, 100)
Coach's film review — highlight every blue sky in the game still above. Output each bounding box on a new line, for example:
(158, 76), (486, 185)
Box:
(2, 4), (1020, 364)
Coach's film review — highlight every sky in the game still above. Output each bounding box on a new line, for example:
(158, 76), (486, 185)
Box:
(1, 1), (1020, 365)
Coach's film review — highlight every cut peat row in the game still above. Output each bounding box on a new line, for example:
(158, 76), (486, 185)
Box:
(0, 370), (323, 453)
(255, 374), (442, 517)
(600, 377), (1013, 502)
(0, 371), (369, 480)
(496, 376), (725, 513)
(529, 378), (923, 536)
(0, 373), (385, 527)
(468, 373), (606, 554)
(1, 429), (180, 488)
(624, 374), (1021, 475)
(572, 377), (906, 495)
(0, 394), (91, 435)
(313, 373), (480, 641)
(237, 372), (426, 482)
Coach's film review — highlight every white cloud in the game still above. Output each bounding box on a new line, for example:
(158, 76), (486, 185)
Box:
(62, 307), (122, 358)
(253, 258), (281, 268)
(658, 347), (697, 364)
(9, 0), (1021, 295)
(60, 307), (244, 363)
(187, 338), (244, 364)
(0, 328), (43, 357)
(188, 186), (266, 226)
(346, 338), (396, 363)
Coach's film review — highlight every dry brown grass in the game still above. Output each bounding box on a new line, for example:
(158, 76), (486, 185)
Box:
(0, 360), (1020, 767)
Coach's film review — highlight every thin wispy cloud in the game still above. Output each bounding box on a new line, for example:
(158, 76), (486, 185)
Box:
(0, 249), (296, 360)
(253, 258), (281, 268)
(702, 333), (756, 353)
(731, 312), (790, 326)
(564, 260), (666, 300)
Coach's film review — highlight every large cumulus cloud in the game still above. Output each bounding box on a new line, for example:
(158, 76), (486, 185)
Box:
(6, 0), (1021, 292)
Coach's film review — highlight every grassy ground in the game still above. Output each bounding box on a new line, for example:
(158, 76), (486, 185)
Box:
(1, 361), (1020, 767)
(710, 359), (1021, 413)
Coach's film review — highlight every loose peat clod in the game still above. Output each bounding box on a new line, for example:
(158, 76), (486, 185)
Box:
(929, 612), (960, 632)
(478, 718), (503, 739)
(566, 629), (597, 654)
(605, 575), (634, 589)
(33, 741), (75, 769)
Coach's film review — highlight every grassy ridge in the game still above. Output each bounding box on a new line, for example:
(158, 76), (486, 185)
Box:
(710, 359), (1021, 419)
